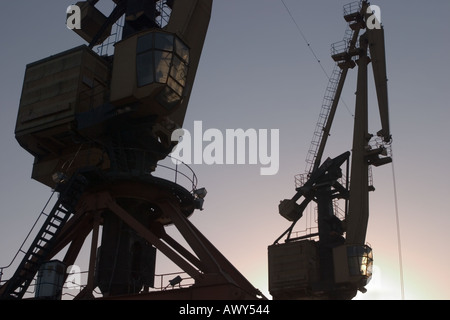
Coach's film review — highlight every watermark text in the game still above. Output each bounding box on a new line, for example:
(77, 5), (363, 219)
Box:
(171, 121), (280, 176)
(66, 5), (81, 30)
(65, 264), (81, 290)
(367, 5), (382, 30)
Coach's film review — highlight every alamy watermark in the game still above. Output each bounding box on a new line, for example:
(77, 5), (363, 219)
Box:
(65, 264), (82, 290)
(66, 5), (81, 30)
(171, 121), (280, 176)
(367, 5), (382, 30)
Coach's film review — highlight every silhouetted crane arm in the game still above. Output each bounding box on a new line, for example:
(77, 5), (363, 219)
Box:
(368, 25), (391, 142)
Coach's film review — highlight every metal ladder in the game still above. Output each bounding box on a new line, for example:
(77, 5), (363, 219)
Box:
(0, 173), (88, 299)
(303, 3), (363, 176)
(304, 65), (344, 175)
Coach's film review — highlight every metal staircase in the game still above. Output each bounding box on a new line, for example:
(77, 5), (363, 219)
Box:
(304, 64), (344, 175)
(302, 2), (364, 177)
(0, 173), (88, 299)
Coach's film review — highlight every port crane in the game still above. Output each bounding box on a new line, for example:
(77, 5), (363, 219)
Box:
(0, 0), (265, 300)
(0, 0), (392, 300)
(269, 1), (392, 300)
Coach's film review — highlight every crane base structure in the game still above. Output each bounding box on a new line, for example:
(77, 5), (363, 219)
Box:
(0, 166), (265, 300)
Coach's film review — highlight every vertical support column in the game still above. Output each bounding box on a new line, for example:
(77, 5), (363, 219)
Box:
(317, 187), (337, 286)
(346, 33), (370, 245)
(86, 212), (101, 294)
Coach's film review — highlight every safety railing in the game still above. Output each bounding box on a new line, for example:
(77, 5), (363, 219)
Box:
(343, 1), (363, 18)
(108, 148), (199, 193)
(154, 154), (199, 193)
(331, 39), (350, 58)
(154, 271), (195, 291)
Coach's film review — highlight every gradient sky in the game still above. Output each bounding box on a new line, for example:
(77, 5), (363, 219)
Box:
(1, 0), (449, 300)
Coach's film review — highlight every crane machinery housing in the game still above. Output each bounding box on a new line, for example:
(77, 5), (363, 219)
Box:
(0, 0), (392, 301)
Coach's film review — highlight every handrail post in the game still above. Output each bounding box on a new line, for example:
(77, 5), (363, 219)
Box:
(175, 160), (178, 184)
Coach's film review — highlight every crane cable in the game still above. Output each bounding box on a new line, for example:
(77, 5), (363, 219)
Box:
(280, 0), (354, 117)
(280, 0), (329, 78)
(390, 148), (405, 300)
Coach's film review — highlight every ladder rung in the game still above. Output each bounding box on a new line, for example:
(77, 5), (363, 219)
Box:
(34, 244), (48, 251)
(57, 207), (69, 214)
(43, 229), (56, 236)
(38, 236), (52, 243)
(47, 221), (61, 229)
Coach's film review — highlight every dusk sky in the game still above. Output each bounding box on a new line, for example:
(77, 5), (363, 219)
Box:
(1, 1), (449, 300)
